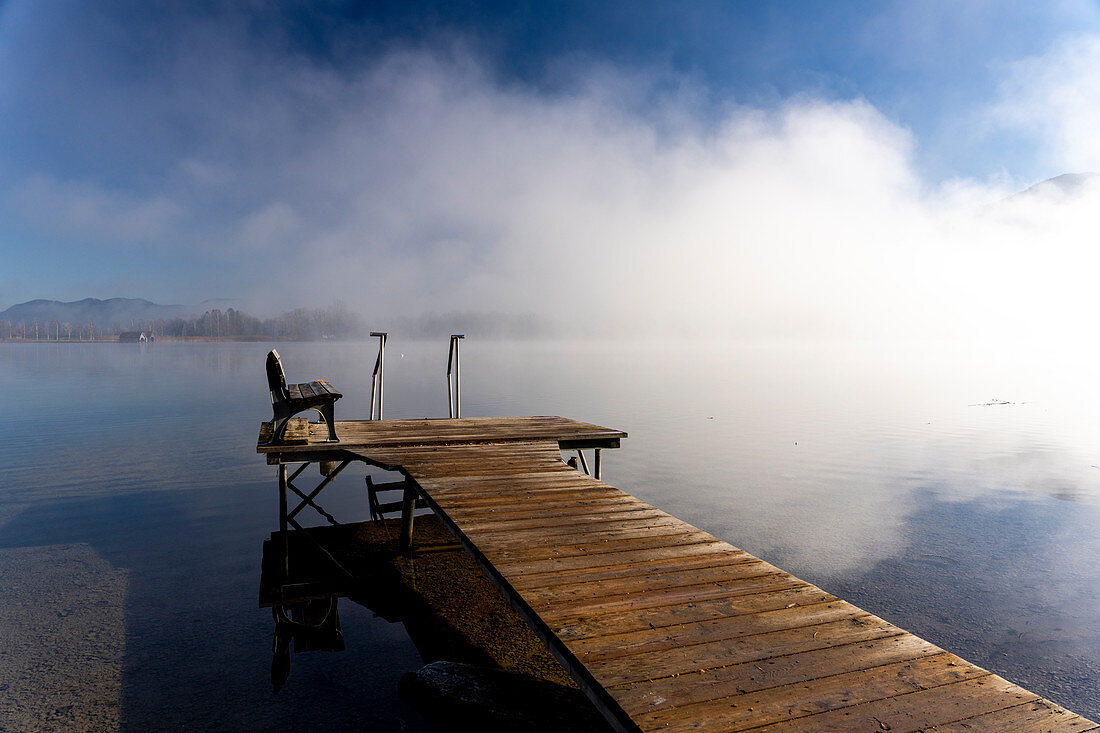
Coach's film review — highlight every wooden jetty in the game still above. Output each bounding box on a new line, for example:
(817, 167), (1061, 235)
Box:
(258, 416), (1097, 732)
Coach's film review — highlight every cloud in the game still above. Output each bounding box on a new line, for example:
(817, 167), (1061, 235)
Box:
(227, 48), (1094, 342)
(993, 34), (1100, 171)
(8, 175), (183, 245)
(236, 202), (304, 252)
(4, 6), (1100, 342)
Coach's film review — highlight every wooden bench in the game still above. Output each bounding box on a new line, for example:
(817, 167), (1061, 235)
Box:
(265, 349), (342, 444)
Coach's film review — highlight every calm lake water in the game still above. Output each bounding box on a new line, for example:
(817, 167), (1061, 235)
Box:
(1, 339), (1098, 729)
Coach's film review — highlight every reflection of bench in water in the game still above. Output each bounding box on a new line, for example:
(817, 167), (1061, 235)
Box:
(265, 349), (341, 444)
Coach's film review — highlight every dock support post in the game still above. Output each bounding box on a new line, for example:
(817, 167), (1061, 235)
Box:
(399, 478), (417, 553)
(594, 448), (602, 480)
(278, 463), (289, 579)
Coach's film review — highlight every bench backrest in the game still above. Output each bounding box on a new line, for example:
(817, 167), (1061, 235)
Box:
(266, 350), (289, 403)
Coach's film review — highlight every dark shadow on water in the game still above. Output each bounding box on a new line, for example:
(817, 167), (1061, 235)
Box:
(258, 516), (612, 732)
(811, 489), (1100, 721)
(0, 485), (439, 731)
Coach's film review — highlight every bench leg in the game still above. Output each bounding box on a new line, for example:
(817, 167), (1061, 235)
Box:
(278, 463), (289, 579)
(399, 480), (417, 554)
(317, 402), (338, 442)
(272, 414), (290, 443)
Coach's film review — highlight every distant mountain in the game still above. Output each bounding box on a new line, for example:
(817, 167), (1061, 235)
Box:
(0, 298), (242, 329)
(1011, 172), (1099, 200)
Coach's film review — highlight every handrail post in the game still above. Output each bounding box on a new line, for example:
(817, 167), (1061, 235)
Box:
(370, 332), (387, 419)
(446, 334), (465, 418)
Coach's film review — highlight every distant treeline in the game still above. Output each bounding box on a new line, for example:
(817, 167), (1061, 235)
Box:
(2, 303), (364, 341)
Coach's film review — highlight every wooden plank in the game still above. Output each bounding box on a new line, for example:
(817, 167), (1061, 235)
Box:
(422, 475), (603, 492)
(432, 484), (645, 508)
(258, 415), (626, 454)
(413, 452), (571, 467)
(611, 633), (944, 715)
(258, 418), (310, 444)
(419, 466), (611, 488)
(395, 448), (568, 465)
(417, 471), (605, 490)
(638, 653), (989, 732)
(552, 584), (839, 642)
(506, 546), (756, 590)
(484, 529), (723, 564)
(585, 615), (904, 687)
(342, 417), (624, 447)
(930, 699), (1100, 732)
(534, 573), (810, 624)
(565, 599), (868, 663)
(423, 486), (625, 510)
(442, 494), (644, 520)
(410, 463), (572, 479)
(739, 674), (1041, 733)
(451, 526), (712, 558)
(461, 514), (692, 545)
(454, 507), (669, 534)
(492, 539), (742, 576)
(519, 558), (790, 608)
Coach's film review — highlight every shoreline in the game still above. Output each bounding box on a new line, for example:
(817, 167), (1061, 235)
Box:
(0, 335), (293, 343)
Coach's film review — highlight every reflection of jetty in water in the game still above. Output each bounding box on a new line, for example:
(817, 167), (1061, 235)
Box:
(253, 338), (1095, 730)
(258, 514), (609, 731)
(257, 408), (1097, 731)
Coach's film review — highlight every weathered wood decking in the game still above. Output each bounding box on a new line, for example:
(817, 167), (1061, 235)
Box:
(258, 417), (1097, 732)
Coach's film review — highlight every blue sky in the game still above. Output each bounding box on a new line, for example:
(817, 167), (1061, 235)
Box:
(2, 1), (1100, 337)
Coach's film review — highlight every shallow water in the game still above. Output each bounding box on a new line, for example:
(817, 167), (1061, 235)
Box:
(1, 339), (1097, 727)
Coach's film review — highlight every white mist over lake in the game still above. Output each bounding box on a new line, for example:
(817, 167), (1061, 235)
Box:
(7, 14), (1100, 345)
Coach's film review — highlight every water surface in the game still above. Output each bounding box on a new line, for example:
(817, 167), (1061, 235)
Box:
(1, 339), (1097, 727)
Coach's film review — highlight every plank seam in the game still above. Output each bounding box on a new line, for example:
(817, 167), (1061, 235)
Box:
(605, 629), (911, 687)
(528, 569), (792, 610)
(514, 557), (763, 592)
(657, 666), (993, 733)
(578, 611), (881, 671)
(462, 525), (707, 551)
(489, 538), (732, 568)
(730, 673), (1031, 733)
(541, 581), (817, 625)
(622, 649), (958, 720)
(561, 597), (861, 643)
(935, 699), (1099, 732)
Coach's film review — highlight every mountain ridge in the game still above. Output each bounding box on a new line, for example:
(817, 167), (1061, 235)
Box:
(0, 297), (244, 329)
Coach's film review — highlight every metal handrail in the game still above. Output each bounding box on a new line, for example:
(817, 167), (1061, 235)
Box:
(446, 334), (465, 418)
(369, 332), (387, 419)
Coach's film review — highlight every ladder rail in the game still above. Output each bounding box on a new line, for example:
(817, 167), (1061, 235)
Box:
(446, 334), (465, 418)
(369, 332), (387, 419)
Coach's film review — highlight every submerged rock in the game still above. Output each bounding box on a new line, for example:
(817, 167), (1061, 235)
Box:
(399, 661), (611, 732)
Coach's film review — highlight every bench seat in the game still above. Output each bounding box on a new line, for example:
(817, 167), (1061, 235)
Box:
(266, 350), (342, 444)
(287, 381), (341, 402)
